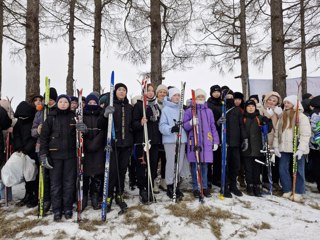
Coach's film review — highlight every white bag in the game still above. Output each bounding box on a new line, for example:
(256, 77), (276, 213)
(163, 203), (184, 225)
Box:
(1, 152), (25, 187)
(24, 155), (38, 182)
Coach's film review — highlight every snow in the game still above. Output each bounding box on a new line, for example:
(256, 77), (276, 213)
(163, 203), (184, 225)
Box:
(1, 179), (320, 240)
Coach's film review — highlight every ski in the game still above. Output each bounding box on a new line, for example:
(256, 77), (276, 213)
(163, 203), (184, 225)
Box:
(191, 90), (204, 202)
(141, 78), (155, 204)
(76, 88), (84, 222)
(173, 81), (186, 203)
(38, 76), (50, 217)
(292, 82), (302, 200)
(102, 71), (115, 221)
(218, 92), (227, 200)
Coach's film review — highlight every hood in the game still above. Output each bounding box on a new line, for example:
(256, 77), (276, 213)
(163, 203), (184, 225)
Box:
(263, 91), (282, 106)
(163, 97), (180, 109)
(14, 101), (36, 118)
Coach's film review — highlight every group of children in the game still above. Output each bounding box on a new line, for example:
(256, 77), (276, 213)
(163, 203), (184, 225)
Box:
(0, 82), (320, 222)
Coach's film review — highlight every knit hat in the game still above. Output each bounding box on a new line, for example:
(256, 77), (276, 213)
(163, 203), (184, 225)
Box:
(89, 91), (100, 99)
(115, 83), (128, 93)
(249, 94), (259, 103)
(244, 100), (256, 109)
(85, 93), (99, 105)
(44, 88), (58, 102)
(99, 93), (109, 105)
(169, 87), (180, 99)
(156, 84), (168, 96)
(221, 86), (230, 92)
(302, 93), (312, 100)
(70, 96), (78, 103)
(283, 95), (298, 108)
(31, 95), (43, 102)
(234, 92), (244, 100)
(210, 85), (221, 96)
(195, 88), (207, 99)
(310, 95), (320, 108)
(56, 94), (71, 104)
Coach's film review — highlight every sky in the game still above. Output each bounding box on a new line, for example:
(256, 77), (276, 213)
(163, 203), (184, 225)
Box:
(2, 35), (320, 109)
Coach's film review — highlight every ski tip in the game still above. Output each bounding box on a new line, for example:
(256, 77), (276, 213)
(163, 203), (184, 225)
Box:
(111, 71), (115, 85)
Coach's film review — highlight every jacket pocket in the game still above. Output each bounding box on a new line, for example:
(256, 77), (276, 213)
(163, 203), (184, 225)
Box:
(49, 132), (60, 151)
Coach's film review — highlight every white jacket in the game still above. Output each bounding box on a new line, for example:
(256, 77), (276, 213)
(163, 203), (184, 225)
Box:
(273, 108), (311, 154)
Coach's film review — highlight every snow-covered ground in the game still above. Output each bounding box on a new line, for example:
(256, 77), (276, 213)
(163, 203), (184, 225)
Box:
(1, 179), (320, 240)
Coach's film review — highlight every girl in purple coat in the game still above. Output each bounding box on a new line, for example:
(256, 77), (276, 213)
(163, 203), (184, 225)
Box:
(183, 89), (220, 198)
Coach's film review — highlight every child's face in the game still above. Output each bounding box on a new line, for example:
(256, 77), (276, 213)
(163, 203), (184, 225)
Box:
(116, 87), (127, 100)
(171, 94), (180, 104)
(88, 100), (97, 105)
(234, 99), (242, 107)
(70, 101), (78, 111)
(157, 90), (167, 101)
(49, 99), (56, 107)
(146, 86), (155, 99)
(246, 105), (256, 114)
(33, 97), (42, 107)
(226, 94), (233, 100)
(57, 98), (70, 110)
(284, 101), (294, 110)
(266, 96), (278, 108)
(196, 95), (205, 102)
(212, 91), (221, 99)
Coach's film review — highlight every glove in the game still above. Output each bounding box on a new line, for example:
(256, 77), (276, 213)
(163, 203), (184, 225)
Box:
(274, 148), (281, 158)
(241, 139), (249, 152)
(40, 155), (53, 169)
(37, 124), (42, 135)
(76, 122), (88, 133)
(189, 117), (198, 126)
(217, 116), (226, 126)
(213, 144), (218, 151)
(103, 106), (115, 118)
(274, 106), (283, 116)
(171, 124), (180, 133)
(266, 108), (274, 117)
(294, 150), (304, 160)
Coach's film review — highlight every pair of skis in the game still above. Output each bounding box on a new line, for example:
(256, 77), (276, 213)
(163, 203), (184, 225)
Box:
(173, 82), (186, 203)
(38, 76), (50, 217)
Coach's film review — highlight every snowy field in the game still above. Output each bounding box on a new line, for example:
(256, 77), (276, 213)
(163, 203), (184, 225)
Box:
(0, 178), (320, 240)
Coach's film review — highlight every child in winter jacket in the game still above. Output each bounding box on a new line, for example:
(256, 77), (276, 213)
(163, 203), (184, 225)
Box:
(183, 89), (220, 199)
(241, 100), (272, 197)
(159, 87), (187, 200)
(309, 95), (320, 192)
(40, 94), (86, 221)
(273, 95), (311, 203)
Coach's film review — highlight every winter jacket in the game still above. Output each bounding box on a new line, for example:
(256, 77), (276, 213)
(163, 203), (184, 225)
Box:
(207, 96), (222, 137)
(97, 96), (134, 148)
(273, 105), (311, 154)
(40, 108), (77, 160)
(132, 98), (161, 145)
(159, 98), (187, 144)
(13, 101), (37, 159)
(225, 106), (248, 147)
(309, 109), (320, 150)
(259, 91), (282, 147)
(83, 107), (106, 176)
(183, 103), (220, 163)
(0, 106), (12, 166)
(241, 112), (272, 157)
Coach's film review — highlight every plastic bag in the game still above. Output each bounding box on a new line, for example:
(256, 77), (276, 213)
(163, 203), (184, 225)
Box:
(1, 152), (25, 187)
(24, 155), (38, 182)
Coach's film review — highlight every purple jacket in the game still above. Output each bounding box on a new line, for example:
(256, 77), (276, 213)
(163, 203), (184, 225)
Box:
(183, 103), (220, 163)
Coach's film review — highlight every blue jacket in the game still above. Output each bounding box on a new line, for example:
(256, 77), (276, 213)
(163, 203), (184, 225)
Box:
(159, 98), (187, 144)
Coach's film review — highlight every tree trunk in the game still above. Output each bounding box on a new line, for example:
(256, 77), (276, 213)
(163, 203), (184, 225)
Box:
(300, 0), (307, 95)
(0, 0), (3, 99)
(150, 0), (162, 88)
(93, 0), (101, 93)
(25, 0), (40, 102)
(271, 0), (286, 99)
(66, 0), (76, 96)
(239, 0), (249, 99)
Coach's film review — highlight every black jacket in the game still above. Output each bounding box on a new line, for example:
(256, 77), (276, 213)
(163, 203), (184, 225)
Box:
(13, 101), (37, 159)
(0, 106), (12, 165)
(226, 106), (248, 147)
(83, 107), (105, 176)
(97, 97), (134, 148)
(207, 96), (222, 136)
(132, 99), (161, 145)
(40, 108), (77, 160)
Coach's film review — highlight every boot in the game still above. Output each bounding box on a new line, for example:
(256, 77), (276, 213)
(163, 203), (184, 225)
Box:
(221, 187), (232, 198)
(246, 184), (254, 196)
(193, 190), (200, 198)
(167, 184), (174, 199)
(203, 189), (212, 198)
(139, 189), (148, 204)
(44, 201), (51, 213)
(115, 194), (128, 210)
(153, 180), (160, 194)
(159, 179), (167, 191)
(53, 211), (62, 222)
(282, 191), (292, 199)
(26, 194), (38, 208)
(230, 184), (243, 197)
(91, 193), (101, 210)
(176, 186), (184, 199)
(64, 210), (73, 219)
(253, 185), (262, 197)
(17, 193), (31, 207)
